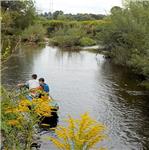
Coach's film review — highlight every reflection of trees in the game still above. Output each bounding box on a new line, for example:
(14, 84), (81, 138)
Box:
(95, 59), (149, 149)
(1, 46), (43, 87)
(54, 48), (84, 64)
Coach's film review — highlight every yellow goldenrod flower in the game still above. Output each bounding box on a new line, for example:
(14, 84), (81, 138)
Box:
(49, 113), (107, 150)
(50, 138), (65, 149)
(5, 108), (16, 114)
(17, 106), (30, 112)
(7, 120), (19, 126)
(19, 99), (32, 107)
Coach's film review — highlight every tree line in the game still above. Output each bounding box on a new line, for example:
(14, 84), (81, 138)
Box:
(40, 10), (105, 21)
(1, 0), (149, 89)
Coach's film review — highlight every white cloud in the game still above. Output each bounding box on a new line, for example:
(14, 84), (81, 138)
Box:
(35, 0), (122, 14)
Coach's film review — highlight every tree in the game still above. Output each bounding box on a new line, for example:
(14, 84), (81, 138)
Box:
(1, 0), (36, 30)
(1, 0), (37, 60)
(100, 0), (149, 88)
(53, 10), (64, 19)
(111, 6), (122, 14)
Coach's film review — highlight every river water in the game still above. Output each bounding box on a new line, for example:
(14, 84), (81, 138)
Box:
(2, 45), (149, 150)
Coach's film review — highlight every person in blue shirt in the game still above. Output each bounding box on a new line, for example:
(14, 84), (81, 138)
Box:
(39, 78), (50, 94)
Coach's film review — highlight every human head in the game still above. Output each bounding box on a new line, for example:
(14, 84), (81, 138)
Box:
(39, 78), (45, 84)
(32, 74), (37, 79)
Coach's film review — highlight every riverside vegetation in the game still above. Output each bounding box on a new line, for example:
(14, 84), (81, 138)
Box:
(1, 0), (149, 88)
(1, 87), (107, 150)
(1, 87), (53, 149)
(1, 1), (105, 60)
(1, 0), (149, 149)
(99, 1), (149, 89)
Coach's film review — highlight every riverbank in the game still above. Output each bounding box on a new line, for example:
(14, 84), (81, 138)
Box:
(2, 45), (149, 149)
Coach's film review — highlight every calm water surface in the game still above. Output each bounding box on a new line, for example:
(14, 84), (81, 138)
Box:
(2, 45), (149, 150)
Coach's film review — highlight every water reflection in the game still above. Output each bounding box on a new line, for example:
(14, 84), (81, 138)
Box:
(2, 45), (149, 150)
(94, 60), (149, 149)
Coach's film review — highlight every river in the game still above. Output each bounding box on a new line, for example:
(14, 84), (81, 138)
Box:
(2, 45), (149, 150)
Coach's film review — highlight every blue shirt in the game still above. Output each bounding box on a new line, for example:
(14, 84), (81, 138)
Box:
(41, 83), (49, 93)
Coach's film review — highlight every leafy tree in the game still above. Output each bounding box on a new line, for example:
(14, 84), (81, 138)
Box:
(53, 10), (64, 19)
(100, 0), (149, 88)
(1, 0), (37, 60)
(39, 11), (105, 21)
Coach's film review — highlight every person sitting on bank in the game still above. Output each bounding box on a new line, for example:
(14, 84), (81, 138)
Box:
(39, 78), (50, 94)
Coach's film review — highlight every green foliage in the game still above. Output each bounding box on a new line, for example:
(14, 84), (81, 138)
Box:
(1, 87), (53, 149)
(50, 35), (79, 47)
(47, 20), (108, 47)
(100, 0), (149, 87)
(1, 36), (21, 60)
(49, 27), (86, 47)
(1, 0), (37, 60)
(22, 24), (46, 42)
(79, 37), (96, 46)
(1, 88), (35, 149)
(129, 50), (149, 77)
(52, 10), (64, 19)
(1, 39), (11, 60)
(141, 81), (149, 89)
(40, 11), (105, 21)
(1, 9), (13, 34)
(1, 0), (36, 31)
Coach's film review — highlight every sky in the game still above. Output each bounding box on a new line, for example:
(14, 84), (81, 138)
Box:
(35, 0), (122, 14)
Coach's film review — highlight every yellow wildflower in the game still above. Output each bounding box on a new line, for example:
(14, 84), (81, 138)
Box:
(49, 113), (107, 150)
(5, 108), (16, 114)
(55, 128), (69, 142)
(86, 135), (106, 149)
(17, 106), (30, 112)
(50, 138), (65, 149)
(7, 120), (19, 126)
(41, 95), (51, 101)
(34, 102), (52, 116)
(19, 99), (32, 107)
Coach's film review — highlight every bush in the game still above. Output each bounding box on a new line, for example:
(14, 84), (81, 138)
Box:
(47, 20), (109, 47)
(50, 35), (80, 47)
(100, 1), (149, 86)
(79, 37), (96, 46)
(21, 24), (46, 42)
(1, 88), (53, 149)
(49, 27), (86, 47)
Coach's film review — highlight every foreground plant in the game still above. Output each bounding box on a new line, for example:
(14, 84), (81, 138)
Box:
(1, 88), (53, 150)
(49, 113), (107, 150)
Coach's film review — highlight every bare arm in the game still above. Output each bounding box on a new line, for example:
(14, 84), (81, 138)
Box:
(17, 83), (25, 87)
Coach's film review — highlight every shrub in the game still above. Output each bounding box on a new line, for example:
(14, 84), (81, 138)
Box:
(79, 37), (96, 46)
(21, 24), (46, 42)
(100, 0), (149, 84)
(1, 88), (53, 149)
(50, 27), (86, 47)
(50, 35), (80, 47)
(47, 20), (109, 47)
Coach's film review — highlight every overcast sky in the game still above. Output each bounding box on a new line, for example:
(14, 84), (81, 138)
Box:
(35, 0), (122, 14)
